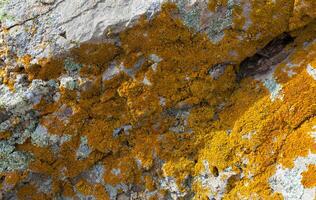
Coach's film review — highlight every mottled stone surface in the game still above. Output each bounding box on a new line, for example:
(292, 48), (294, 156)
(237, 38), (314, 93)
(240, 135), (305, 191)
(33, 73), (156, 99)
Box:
(0, 0), (316, 199)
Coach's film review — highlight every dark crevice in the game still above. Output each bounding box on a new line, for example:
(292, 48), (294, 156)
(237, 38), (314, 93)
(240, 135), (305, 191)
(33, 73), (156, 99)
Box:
(237, 32), (295, 81)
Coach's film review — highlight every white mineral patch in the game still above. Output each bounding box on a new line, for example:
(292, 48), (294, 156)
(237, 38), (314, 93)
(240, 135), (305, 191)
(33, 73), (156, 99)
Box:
(242, 130), (256, 140)
(160, 177), (187, 199)
(264, 77), (283, 101)
(111, 168), (121, 176)
(151, 63), (158, 72)
(269, 153), (316, 200)
(306, 64), (316, 80)
(148, 54), (162, 63)
(197, 160), (236, 200)
(143, 75), (152, 86)
(282, 67), (297, 77)
(159, 97), (166, 107)
(102, 63), (121, 81)
(255, 68), (283, 102)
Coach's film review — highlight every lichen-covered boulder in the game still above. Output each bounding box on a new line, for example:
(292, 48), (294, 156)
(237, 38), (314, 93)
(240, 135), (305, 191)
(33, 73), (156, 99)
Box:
(0, 0), (316, 199)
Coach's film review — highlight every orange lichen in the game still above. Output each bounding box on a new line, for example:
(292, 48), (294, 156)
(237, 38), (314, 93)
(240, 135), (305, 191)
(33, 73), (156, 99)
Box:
(17, 184), (50, 200)
(162, 157), (195, 186)
(144, 175), (156, 191)
(0, 131), (11, 139)
(72, 43), (120, 66)
(0, 171), (27, 192)
(4, 1), (315, 199)
(76, 180), (109, 200)
(24, 58), (65, 81)
(289, 0), (316, 31)
(301, 164), (316, 188)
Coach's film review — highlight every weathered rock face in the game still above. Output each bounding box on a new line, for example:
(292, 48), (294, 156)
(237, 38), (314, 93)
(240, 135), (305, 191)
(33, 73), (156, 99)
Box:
(0, 0), (316, 199)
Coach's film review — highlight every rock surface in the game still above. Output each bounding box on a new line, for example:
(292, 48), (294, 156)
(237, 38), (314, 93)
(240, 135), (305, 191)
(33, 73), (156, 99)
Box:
(0, 0), (316, 199)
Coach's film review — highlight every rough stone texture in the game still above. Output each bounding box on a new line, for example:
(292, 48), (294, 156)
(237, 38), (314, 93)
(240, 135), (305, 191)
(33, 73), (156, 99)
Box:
(0, 0), (316, 199)
(1, 0), (165, 59)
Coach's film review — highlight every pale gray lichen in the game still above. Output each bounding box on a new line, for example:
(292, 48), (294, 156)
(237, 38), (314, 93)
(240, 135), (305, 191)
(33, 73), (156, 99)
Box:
(76, 136), (92, 160)
(64, 58), (83, 73)
(37, 178), (52, 194)
(50, 134), (72, 155)
(105, 183), (129, 200)
(59, 76), (78, 90)
(168, 109), (192, 133)
(79, 164), (137, 200)
(176, 0), (204, 31)
(31, 124), (72, 155)
(242, 130), (256, 140)
(269, 153), (316, 200)
(73, 188), (97, 200)
(0, 151), (33, 172)
(176, 0), (235, 43)
(26, 172), (53, 194)
(0, 80), (50, 114)
(31, 124), (70, 148)
(82, 163), (105, 185)
(0, 78), (57, 173)
(31, 124), (54, 147)
(0, 140), (15, 157)
(0, 0), (13, 21)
